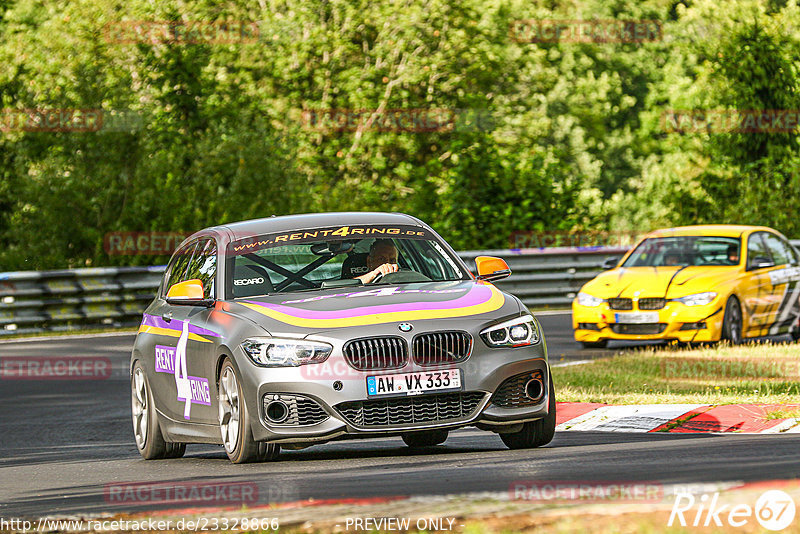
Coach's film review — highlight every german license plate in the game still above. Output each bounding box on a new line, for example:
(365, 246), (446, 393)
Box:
(366, 369), (462, 397)
(615, 312), (659, 324)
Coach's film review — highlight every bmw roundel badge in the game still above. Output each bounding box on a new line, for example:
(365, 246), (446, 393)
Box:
(398, 322), (413, 332)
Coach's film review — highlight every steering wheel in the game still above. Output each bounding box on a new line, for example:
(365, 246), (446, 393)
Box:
(371, 268), (431, 284)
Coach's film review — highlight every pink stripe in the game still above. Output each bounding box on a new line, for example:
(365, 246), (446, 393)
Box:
(245, 285), (492, 319)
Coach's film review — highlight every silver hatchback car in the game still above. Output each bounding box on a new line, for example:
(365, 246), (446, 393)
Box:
(130, 212), (555, 463)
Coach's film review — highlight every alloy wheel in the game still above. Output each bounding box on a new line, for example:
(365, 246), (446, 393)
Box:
(218, 367), (241, 453)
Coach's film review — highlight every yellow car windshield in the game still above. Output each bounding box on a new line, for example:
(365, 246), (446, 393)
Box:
(622, 236), (741, 267)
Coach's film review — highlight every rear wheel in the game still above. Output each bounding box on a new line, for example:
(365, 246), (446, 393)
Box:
(501, 373), (556, 450)
(721, 296), (742, 345)
(131, 362), (185, 459)
(218, 359), (280, 464)
(790, 319), (800, 342)
(402, 430), (449, 448)
(580, 340), (607, 349)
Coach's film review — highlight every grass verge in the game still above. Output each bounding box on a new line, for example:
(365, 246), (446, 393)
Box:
(552, 342), (800, 404)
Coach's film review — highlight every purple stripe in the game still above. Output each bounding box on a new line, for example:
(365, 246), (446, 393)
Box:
(141, 314), (221, 338)
(244, 285), (493, 320)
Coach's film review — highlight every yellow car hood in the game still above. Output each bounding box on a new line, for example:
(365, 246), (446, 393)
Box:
(582, 266), (740, 299)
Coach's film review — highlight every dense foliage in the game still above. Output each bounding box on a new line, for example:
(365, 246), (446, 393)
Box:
(0, 0), (798, 270)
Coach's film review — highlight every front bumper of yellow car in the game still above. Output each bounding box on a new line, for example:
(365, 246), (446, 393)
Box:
(572, 298), (725, 343)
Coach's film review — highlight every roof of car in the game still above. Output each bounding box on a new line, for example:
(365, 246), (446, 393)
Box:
(211, 212), (425, 240)
(646, 224), (777, 238)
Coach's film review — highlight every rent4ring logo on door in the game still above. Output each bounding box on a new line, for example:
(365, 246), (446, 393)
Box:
(154, 323), (210, 419)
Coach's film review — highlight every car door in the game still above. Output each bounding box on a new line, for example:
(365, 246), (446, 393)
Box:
(149, 239), (219, 425)
(762, 232), (800, 335)
(178, 237), (220, 424)
(740, 231), (776, 336)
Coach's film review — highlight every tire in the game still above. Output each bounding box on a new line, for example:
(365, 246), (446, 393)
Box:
(218, 358), (280, 464)
(792, 329), (800, 343)
(790, 320), (800, 343)
(131, 362), (185, 459)
(721, 296), (743, 345)
(501, 373), (556, 450)
(580, 340), (608, 349)
(402, 429), (449, 448)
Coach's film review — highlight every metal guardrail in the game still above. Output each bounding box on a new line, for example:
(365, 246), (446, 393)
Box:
(0, 266), (166, 336)
(2, 242), (797, 336)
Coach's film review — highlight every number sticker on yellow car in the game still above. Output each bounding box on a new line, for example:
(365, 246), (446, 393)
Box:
(615, 312), (659, 324)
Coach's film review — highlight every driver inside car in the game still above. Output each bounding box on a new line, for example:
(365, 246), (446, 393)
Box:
(355, 239), (400, 284)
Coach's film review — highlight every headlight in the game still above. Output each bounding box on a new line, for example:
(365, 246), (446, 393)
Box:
(673, 292), (718, 306)
(241, 337), (332, 367)
(577, 292), (604, 307)
(480, 314), (540, 347)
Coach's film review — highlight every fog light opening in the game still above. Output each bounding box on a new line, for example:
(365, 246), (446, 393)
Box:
(265, 400), (289, 423)
(524, 378), (544, 401)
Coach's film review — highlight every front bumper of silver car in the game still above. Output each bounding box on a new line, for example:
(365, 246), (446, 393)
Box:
(239, 344), (551, 443)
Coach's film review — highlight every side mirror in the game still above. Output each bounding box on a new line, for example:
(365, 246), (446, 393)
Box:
(748, 257), (775, 270)
(601, 257), (619, 270)
(475, 256), (511, 282)
(166, 279), (214, 307)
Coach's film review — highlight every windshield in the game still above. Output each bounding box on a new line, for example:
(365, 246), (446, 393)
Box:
(622, 236), (741, 267)
(225, 224), (468, 298)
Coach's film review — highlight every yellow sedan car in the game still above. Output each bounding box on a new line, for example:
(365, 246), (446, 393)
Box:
(573, 225), (800, 348)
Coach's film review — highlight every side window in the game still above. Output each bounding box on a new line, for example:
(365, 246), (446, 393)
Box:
(184, 239), (217, 299)
(164, 242), (197, 294)
(747, 232), (772, 269)
(763, 233), (794, 266)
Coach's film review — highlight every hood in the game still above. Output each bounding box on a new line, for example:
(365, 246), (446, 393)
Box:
(582, 266), (741, 299)
(223, 280), (520, 336)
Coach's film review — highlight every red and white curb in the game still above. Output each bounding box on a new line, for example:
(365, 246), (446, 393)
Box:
(556, 402), (800, 433)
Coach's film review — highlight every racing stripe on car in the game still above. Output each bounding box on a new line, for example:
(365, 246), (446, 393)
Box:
(137, 314), (221, 343)
(238, 283), (506, 328)
(137, 325), (214, 343)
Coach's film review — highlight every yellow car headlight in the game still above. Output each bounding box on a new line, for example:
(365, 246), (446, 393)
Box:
(673, 292), (717, 306)
(577, 292), (604, 307)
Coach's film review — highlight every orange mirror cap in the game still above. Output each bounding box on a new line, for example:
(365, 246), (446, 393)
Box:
(476, 256), (511, 279)
(167, 279), (205, 300)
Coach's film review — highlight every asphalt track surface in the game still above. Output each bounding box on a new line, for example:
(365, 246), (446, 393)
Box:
(1, 312), (799, 518)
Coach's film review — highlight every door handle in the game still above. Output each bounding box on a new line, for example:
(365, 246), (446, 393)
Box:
(162, 312), (172, 323)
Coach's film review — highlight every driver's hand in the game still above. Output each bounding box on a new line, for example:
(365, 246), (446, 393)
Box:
(359, 263), (398, 284)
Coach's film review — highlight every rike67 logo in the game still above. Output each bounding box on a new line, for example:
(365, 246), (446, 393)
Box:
(669, 489), (796, 531)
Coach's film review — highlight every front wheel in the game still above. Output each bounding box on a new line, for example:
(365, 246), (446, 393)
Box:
(721, 296), (742, 345)
(501, 373), (556, 450)
(218, 359), (280, 464)
(402, 430), (449, 447)
(131, 362), (185, 459)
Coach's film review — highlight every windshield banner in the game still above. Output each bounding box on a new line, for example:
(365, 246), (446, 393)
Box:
(227, 224), (434, 256)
